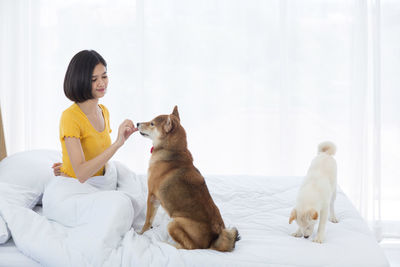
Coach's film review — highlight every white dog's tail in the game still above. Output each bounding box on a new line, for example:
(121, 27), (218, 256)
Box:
(318, 141), (336, 155)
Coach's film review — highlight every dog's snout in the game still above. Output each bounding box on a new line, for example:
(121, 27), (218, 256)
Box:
(304, 235), (310, 239)
(137, 123), (140, 127)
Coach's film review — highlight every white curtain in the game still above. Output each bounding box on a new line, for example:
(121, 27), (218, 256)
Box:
(0, 0), (399, 239)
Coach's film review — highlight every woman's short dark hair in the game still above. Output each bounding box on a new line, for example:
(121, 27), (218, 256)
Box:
(64, 50), (107, 103)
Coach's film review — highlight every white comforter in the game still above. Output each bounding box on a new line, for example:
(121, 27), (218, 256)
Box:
(0, 162), (389, 267)
(0, 161), (185, 267)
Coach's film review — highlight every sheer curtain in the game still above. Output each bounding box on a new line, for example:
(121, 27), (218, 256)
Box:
(0, 0), (399, 239)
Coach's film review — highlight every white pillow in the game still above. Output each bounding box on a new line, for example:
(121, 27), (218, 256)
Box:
(0, 149), (61, 244)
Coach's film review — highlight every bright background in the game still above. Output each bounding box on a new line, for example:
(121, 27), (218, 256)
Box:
(0, 0), (399, 240)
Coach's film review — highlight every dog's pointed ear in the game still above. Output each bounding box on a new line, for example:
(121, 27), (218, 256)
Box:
(164, 115), (174, 133)
(172, 105), (180, 121)
(308, 209), (318, 220)
(289, 209), (297, 224)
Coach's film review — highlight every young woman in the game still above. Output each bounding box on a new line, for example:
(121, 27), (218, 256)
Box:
(42, 50), (141, 230)
(52, 50), (137, 181)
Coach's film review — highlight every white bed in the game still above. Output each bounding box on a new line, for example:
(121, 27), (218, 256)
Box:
(0, 239), (40, 267)
(0, 207), (41, 267)
(0, 106), (390, 266)
(0, 174), (389, 267)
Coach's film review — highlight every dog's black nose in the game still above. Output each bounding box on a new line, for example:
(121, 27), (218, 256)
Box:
(137, 123), (140, 127)
(304, 235), (310, 239)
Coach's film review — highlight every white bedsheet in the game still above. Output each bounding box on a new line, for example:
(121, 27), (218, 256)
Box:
(0, 207), (42, 267)
(0, 165), (389, 267)
(0, 239), (41, 267)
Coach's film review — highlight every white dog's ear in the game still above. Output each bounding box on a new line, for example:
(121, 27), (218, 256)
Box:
(164, 115), (174, 133)
(289, 209), (297, 224)
(308, 209), (318, 220)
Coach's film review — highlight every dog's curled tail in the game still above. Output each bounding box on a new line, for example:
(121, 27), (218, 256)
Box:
(318, 141), (336, 156)
(210, 227), (240, 252)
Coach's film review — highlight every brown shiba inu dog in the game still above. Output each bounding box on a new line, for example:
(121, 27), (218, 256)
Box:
(137, 106), (239, 251)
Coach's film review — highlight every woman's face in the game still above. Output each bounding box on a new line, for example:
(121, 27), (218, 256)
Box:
(91, 63), (108, 99)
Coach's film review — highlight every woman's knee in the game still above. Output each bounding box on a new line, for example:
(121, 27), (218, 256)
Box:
(102, 191), (133, 216)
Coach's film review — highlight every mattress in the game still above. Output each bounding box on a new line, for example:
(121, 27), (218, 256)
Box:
(0, 175), (389, 267)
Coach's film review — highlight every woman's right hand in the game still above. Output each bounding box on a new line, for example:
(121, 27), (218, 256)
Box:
(52, 162), (62, 176)
(116, 119), (138, 147)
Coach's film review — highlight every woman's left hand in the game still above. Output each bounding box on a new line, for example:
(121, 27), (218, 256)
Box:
(116, 119), (138, 146)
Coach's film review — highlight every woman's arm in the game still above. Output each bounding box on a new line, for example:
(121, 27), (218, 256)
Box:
(66, 119), (137, 183)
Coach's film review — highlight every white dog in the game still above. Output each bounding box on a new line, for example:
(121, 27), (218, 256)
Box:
(289, 141), (339, 243)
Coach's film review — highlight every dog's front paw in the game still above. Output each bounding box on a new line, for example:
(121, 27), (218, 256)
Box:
(312, 236), (324, 243)
(291, 232), (303, 238)
(329, 216), (339, 223)
(139, 224), (151, 234)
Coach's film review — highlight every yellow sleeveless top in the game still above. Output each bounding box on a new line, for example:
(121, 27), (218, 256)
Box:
(59, 103), (112, 178)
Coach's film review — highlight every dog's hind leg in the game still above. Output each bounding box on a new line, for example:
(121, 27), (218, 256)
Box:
(168, 218), (210, 250)
(329, 190), (339, 223)
(168, 219), (197, 249)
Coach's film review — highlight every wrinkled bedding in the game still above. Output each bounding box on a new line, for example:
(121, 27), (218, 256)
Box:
(0, 163), (389, 267)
